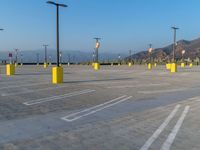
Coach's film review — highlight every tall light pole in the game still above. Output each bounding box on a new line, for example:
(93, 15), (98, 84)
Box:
(47, 1), (67, 67)
(43, 44), (48, 64)
(15, 49), (19, 65)
(94, 38), (101, 63)
(172, 27), (179, 62)
(59, 51), (62, 65)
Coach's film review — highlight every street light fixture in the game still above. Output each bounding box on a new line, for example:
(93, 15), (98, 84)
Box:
(47, 1), (67, 67)
(171, 27), (179, 62)
(94, 38), (101, 63)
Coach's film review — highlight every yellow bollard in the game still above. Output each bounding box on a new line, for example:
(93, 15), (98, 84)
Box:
(181, 62), (185, 68)
(148, 63), (152, 70)
(166, 63), (171, 70)
(15, 63), (18, 67)
(154, 63), (157, 67)
(170, 63), (177, 73)
(189, 63), (193, 68)
(6, 64), (15, 76)
(94, 63), (100, 70)
(44, 62), (48, 68)
(52, 66), (63, 84)
(128, 62), (132, 67)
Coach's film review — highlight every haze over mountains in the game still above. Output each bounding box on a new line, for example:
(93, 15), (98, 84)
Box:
(0, 50), (127, 63)
(131, 37), (200, 61)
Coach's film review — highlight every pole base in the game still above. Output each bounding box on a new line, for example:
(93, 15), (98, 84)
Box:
(148, 63), (152, 70)
(6, 64), (15, 76)
(189, 63), (193, 68)
(93, 63), (100, 70)
(128, 62), (132, 67)
(181, 62), (185, 68)
(44, 62), (48, 68)
(52, 66), (63, 84)
(171, 63), (177, 73)
(166, 63), (171, 70)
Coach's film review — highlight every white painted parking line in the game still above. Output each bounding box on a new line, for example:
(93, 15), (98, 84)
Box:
(0, 82), (49, 90)
(140, 105), (180, 150)
(138, 88), (187, 94)
(23, 89), (95, 106)
(1, 85), (71, 97)
(160, 106), (190, 150)
(61, 95), (132, 122)
(107, 83), (170, 89)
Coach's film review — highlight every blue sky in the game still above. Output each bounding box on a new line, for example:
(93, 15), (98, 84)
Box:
(1, 0), (200, 54)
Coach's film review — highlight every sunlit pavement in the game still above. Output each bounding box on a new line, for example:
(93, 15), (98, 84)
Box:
(0, 65), (200, 150)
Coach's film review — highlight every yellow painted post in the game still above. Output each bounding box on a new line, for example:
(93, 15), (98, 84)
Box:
(15, 63), (18, 67)
(52, 66), (63, 84)
(94, 63), (100, 70)
(181, 62), (185, 68)
(128, 62), (132, 67)
(148, 63), (152, 70)
(189, 63), (193, 68)
(154, 63), (157, 67)
(6, 64), (15, 76)
(166, 63), (171, 70)
(170, 63), (177, 73)
(44, 62), (48, 68)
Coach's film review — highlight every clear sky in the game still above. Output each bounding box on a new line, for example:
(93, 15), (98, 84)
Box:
(1, 0), (200, 53)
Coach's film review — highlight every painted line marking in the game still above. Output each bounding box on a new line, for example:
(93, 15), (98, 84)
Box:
(1, 85), (71, 97)
(139, 105), (180, 150)
(138, 88), (187, 94)
(23, 89), (95, 106)
(107, 83), (170, 89)
(0, 82), (50, 90)
(61, 95), (132, 122)
(160, 106), (190, 150)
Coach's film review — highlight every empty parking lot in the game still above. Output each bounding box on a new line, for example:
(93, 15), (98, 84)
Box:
(0, 65), (200, 150)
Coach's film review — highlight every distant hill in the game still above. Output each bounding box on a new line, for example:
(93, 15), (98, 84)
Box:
(128, 38), (200, 61)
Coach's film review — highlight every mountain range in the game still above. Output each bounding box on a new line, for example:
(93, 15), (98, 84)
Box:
(130, 38), (200, 61)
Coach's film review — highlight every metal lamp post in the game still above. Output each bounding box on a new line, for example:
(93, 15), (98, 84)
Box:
(47, 1), (67, 67)
(172, 27), (179, 62)
(47, 1), (67, 84)
(15, 49), (19, 66)
(94, 38), (101, 63)
(170, 27), (179, 72)
(43, 44), (48, 64)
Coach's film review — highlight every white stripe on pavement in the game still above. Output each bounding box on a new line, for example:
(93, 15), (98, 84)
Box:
(61, 95), (132, 122)
(107, 83), (170, 89)
(160, 106), (190, 150)
(138, 88), (187, 94)
(1, 85), (71, 96)
(23, 89), (95, 106)
(0, 82), (49, 90)
(140, 105), (181, 150)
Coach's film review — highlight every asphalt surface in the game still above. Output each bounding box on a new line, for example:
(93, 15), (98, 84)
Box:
(0, 64), (200, 150)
